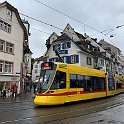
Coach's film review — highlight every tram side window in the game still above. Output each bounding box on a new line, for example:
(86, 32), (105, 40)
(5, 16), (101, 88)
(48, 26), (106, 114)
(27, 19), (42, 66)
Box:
(70, 74), (77, 88)
(83, 76), (105, 91)
(70, 74), (92, 89)
(84, 76), (92, 91)
(70, 74), (105, 91)
(51, 71), (66, 89)
(116, 79), (123, 89)
(95, 77), (105, 90)
(77, 75), (85, 88)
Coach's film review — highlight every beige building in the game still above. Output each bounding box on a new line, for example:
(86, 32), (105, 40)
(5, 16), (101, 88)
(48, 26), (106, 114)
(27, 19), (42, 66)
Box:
(0, 1), (30, 94)
(99, 39), (122, 74)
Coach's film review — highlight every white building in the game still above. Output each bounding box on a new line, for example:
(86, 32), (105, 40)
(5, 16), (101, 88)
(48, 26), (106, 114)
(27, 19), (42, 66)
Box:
(45, 24), (110, 71)
(0, 1), (30, 94)
(32, 56), (46, 82)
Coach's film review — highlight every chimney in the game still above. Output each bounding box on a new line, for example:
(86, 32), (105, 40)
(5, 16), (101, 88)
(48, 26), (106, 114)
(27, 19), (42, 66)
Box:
(84, 33), (89, 38)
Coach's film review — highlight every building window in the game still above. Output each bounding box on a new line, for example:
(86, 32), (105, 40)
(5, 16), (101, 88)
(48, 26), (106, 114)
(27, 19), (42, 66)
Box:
(88, 44), (90, 49)
(7, 24), (11, 33)
(0, 61), (4, 73)
(7, 10), (12, 16)
(4, 22), (7, 32)
(35, 64), (38, 68)
(53, 44), (60, 51)
(5, 62), (13, 73)
(0, 20), (3, 30)
(71, 55), (76, 63)
(100, 59), (104, 66)
(0, 40), (5, 51)
(0, 19), (11, 33)
(62, 42), (71, 49)
(6, 42), (14, 54)
(62, 42), (67, 49)
(35, 69), (38, 73)
(87, 57), (92, 65)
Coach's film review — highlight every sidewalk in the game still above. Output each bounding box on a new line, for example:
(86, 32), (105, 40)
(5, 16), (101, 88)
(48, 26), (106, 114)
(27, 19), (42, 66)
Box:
(0, 92), (35, 103)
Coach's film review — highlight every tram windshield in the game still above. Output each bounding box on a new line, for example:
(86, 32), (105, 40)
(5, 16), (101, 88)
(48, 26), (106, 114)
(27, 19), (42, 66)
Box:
(38, 62), (56, 93)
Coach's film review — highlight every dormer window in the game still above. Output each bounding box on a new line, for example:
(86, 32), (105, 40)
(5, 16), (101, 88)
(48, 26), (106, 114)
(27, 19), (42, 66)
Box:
(88, 44), (90, 49)
(6, 10), (12, 21)
(67, 27), (70, 30)
(87, 57), (92, 65)
(62, 42), (67, 49)
(7, 10), (12, 16)
(62, 42), (71, 49)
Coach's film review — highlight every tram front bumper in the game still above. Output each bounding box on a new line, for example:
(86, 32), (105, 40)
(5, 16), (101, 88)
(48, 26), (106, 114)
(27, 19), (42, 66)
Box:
(34, 95), (47, 105)
(34, 95), (65, 105)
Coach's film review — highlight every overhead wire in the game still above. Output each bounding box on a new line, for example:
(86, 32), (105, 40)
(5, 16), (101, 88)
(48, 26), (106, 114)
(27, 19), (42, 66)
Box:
(34, 0), (102, 34)
(33, 0), (119, 45)
(20, 13), (79, 36)
(31, 28), (51, 35)
(20, 12), (124, 50)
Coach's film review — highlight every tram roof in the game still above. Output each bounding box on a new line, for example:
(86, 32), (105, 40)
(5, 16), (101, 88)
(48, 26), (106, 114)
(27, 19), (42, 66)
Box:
(54, 62), (105, 77)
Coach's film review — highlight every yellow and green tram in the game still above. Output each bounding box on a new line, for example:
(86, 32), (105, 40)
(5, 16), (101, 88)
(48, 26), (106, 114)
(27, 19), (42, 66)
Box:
(34, 62), (124, 105)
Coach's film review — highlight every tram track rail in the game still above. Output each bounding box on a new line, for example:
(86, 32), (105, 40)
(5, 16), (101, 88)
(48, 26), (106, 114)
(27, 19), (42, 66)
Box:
(38, 101), (124, 124)
(1, 102), (124, 124)
(0, 95), (124, 124)
(0, 94), (123, 112)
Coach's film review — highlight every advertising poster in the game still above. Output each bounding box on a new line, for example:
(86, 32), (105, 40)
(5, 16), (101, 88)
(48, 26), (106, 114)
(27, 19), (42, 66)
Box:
(108, 72), (115, 90)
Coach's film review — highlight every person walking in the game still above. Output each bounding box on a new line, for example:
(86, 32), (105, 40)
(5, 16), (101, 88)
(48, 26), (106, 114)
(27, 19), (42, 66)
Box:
(29, 81), (32, 93)
(11, 84), (14, 98)
(13, 83), (18, 99)
(2, 86), (6, 98)
(33, 82), (36, 94)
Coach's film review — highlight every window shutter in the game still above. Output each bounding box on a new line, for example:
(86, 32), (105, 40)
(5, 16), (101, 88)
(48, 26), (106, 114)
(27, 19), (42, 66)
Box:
(66, 56), (71, 64)
(58, 44), (61, 50)
(67, 42), (71, 48)
(49, 59), (52, 62)
(56, 58), (59, 62)
(62, 43), (64, 49)
(53, 45), (55, 51)
(76, 55), (79, 63)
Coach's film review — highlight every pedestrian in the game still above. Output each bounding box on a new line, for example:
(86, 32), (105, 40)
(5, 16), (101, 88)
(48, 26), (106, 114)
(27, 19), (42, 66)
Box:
(11, 84), (14, 98)
(30, 82), (32, 93)
(2, 86), (6, 98)
(13, 83), (18, 99)
(33, 82), (36, 94)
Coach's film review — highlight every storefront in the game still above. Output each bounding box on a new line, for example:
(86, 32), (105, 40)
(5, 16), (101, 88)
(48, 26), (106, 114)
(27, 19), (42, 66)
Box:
(0, 74), (20, 96)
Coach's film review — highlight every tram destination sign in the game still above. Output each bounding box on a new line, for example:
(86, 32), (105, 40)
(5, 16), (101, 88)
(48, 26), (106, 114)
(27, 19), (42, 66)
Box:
(41, 62), (53, 70)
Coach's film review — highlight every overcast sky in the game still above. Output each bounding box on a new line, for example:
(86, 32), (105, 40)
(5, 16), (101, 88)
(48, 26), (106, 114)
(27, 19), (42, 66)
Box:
(1, 0), (124, 58)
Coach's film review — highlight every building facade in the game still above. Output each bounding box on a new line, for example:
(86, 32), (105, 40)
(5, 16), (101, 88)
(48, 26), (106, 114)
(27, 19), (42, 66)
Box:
(0, 1), (30, 94)
(32, 56), (46, 82)
(45, 24), (112, 72)
(99, 39), (123, 74)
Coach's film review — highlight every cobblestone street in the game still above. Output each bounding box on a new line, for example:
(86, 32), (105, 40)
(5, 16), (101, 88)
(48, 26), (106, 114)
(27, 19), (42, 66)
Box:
(0, 93), (124, 124)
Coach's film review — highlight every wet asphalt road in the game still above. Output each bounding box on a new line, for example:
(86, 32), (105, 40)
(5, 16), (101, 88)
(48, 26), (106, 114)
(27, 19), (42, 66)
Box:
(0, 93), (124, 124)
